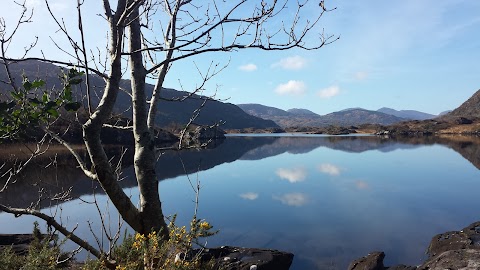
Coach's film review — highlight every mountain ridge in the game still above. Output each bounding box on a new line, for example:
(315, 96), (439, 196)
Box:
(377, 107), (436, 120)
(0, 60), (278, 129)
(237, 104), (406, 127)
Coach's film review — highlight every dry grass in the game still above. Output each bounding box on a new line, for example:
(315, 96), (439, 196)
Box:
(437, 123), (480, 134)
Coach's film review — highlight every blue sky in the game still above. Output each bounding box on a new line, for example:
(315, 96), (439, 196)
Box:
(2, 0), (480, 115)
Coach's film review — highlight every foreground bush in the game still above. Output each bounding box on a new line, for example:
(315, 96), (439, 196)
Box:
(1, 216), (218, 270)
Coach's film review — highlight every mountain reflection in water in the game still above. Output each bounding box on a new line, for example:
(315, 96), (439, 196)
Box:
(1, 134), (480, 269)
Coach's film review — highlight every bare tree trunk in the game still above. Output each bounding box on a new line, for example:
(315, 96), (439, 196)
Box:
(128, 3), (168, 238)
(83, 1), (143, 234)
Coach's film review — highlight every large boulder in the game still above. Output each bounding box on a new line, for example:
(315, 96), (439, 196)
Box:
(197, 246), (294, 270)
(349, 221), (480, 270)
(426, 221), (480, 257)
(418, 249), (480, 270)
(347, 252), (385, 270)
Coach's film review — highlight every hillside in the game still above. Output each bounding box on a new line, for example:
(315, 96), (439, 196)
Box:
(237, 104), (291, 118)
(237, 104), (406, 127)
(381, 89), (480, 135)
(0, 60), (278, 129)
(287, 108), (320, 117)
(448, 89), (480, 118)
(377, 107), (436, 120)
(321, 108), (406, 126)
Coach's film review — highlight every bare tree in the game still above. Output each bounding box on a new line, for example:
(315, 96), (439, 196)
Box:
(0, 0), (337, 265)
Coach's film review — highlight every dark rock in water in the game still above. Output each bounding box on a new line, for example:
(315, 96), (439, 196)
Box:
(347, 251), (385, 270)
(349, 221), (480, 270)
(197, 246), (293, 270)
(418, 249), (480, 269)
(0, 234), (45, 255)
(427, 220), (480, 257)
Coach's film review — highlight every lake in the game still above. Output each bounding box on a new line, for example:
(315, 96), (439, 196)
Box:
(1, 134), (480, 269)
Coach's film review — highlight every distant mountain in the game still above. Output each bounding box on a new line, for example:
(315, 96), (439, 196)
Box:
(237, 104), (406, 127)
(0, 60), (278, 129)
(339, 107), (364, 112)
(237, 104), (291, 118)
(377, 107), (436, 120)
(321, 108), (405, 126)
(287, 108), (320, 117)
(439, 110), (452, 116)
(448, 89), (480, 118)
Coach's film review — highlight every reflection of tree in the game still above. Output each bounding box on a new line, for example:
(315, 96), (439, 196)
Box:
(2, 135), (480, 211)
(0, 137), (276, 208)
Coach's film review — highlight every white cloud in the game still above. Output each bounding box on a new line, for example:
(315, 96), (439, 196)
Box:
(317, 85), (340, 99)
(239, 192), (259, 200)
(273, 193), (309, 207)
(318, 163), (341, 176)
(275, 80), (306, 96)
(25, 0), (41, 8)
(272, 56), (307, 70)
(275, 167), (307, 183)
(354, 71), (368, 81)
(238, 63), (258, 72)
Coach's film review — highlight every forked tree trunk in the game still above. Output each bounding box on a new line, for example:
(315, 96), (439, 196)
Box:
(128, 3), (168, 238)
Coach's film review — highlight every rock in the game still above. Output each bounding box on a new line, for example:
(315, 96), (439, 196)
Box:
(197, 246), (293, 270)
(418, 249), (480, 270)
(0, 234), (49, 255)
(349, 221), (480, 270)
(181, 124), (226, 147)
(427, 221), (480, 257)
(375, 130), (390, 135)
(348, 251), (385, 270)
(386, 265), (416, 270)
(454, 117), (473, 125)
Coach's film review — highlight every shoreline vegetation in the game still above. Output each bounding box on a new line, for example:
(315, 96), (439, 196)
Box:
(225, 116), (480, 136)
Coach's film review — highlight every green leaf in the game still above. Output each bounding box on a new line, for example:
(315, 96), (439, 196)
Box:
(31, 79), (45, 89)
(29, 98), (41, 105)
(64, 102), (82, 112)
(69, 78), (83, 85)
(42, 92), (49, 103)
(29, 112), (40, 120)
(11, 91), (22, 100)
(64, 87), (72, 101)
(23, 80), (32, 91)
(46, 108), (59, 117)
(44, 101), (58, 110)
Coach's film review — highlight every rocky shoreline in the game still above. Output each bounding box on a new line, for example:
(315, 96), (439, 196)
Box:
(4, 221), (480, 269)
(349, 221), (480, 270)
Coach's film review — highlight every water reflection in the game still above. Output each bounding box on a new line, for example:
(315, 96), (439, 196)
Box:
(317, 163), (342, 176)
(1, 135), (480, 270)
(275, 167), (308, 183)
(239, 192), (259, 200)
(273, 193), (309, 207)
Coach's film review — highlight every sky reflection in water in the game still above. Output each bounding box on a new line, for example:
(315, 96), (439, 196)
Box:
(1, 135), (480, 269)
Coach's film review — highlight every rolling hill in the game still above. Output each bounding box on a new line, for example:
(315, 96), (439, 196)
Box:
(237, 104), (406, 127)
(377, 107), (436, 120)
(0, 60), (278, 129)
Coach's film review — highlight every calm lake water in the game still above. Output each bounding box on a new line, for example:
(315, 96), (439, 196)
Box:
(1, 134), (480, 269)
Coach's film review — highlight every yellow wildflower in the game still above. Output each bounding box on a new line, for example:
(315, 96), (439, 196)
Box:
(199, 221), (210, 230)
